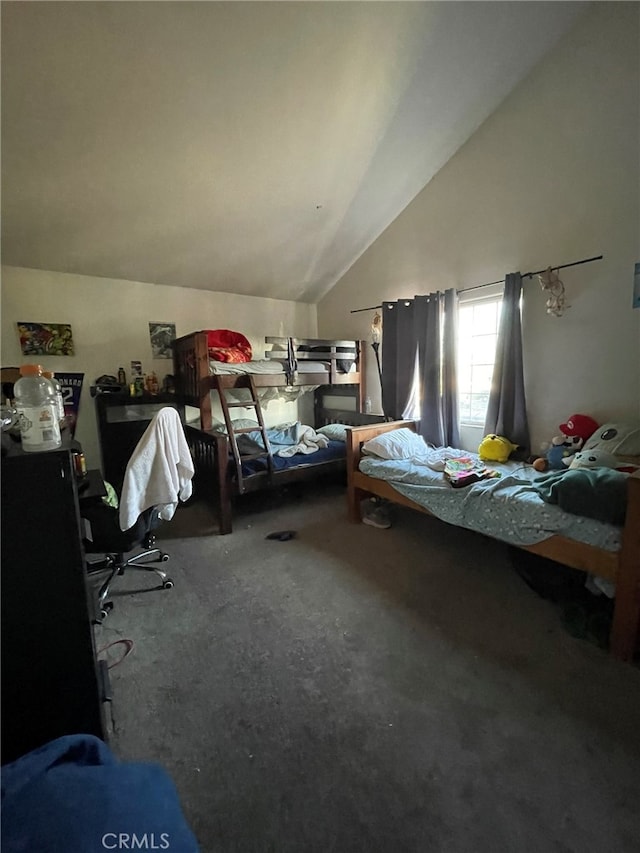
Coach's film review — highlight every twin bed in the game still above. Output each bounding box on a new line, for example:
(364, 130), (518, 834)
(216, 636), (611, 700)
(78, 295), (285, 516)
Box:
(173, 330), (382, 534)
(345, 420), (640, 662)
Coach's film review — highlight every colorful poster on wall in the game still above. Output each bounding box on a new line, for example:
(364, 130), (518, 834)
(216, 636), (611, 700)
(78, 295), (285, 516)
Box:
(17, 322), (75, 356)
(149, 322), (176, 359)
(56, 372), (84, 437)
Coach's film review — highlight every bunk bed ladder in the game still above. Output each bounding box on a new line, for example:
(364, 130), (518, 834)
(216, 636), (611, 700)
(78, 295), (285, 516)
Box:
(214, 375), (274, 493)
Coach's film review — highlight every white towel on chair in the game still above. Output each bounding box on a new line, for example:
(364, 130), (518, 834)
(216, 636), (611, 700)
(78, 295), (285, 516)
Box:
(119, 408), (195, 532)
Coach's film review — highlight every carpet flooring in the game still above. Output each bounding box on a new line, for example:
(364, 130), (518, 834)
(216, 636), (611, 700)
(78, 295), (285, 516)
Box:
(97, 482), (640, 853)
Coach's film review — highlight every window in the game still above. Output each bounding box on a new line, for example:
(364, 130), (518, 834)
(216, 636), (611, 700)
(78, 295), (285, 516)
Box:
(399, 286), (503, 427)
(457, 289), (503, 426)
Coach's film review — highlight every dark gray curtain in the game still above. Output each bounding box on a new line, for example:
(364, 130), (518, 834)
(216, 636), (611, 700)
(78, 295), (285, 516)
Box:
(381, 300), (416, 420)
(484, 272), (530, 456)
(414, 290), (460, 447)
(381, 289), (459, 446)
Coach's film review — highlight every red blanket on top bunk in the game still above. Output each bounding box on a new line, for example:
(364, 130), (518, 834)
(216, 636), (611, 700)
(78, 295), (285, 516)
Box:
(205, 329), (252, 363)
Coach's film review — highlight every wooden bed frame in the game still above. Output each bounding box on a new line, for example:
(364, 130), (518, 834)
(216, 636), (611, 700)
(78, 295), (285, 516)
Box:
(173, 331), (384, 534)
(173, 331), (367, 431)
(346, 420), (640, 662)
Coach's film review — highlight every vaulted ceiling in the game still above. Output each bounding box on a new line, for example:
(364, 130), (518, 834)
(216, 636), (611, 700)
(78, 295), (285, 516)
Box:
(1, 1), (586, 303)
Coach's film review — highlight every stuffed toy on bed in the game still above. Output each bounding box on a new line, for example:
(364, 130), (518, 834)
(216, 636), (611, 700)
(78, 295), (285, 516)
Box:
(532, 413), (599, 472)
(478, 434), (518, 464)
(568, 449), (619, 470)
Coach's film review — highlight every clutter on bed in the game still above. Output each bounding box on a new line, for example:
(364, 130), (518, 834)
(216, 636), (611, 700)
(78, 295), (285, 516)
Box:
(443, 457), (500, 488)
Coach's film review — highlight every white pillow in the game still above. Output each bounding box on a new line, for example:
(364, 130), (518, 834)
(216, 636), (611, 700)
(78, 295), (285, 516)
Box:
(233, 418), (260, 430)
(317, 423), (349, 442)
(211, 418), (259, 434)
(582, 421), (640, 457)
(362, 428), (427, 460)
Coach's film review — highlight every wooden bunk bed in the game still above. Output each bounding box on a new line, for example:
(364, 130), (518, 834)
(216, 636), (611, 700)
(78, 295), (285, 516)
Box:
(173, 331), (384, 534)
(346, 420), (640, 662)
(173, 332), (367, 430)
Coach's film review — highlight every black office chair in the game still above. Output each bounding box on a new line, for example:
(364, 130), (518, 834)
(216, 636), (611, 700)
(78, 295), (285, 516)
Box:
(83, 406), (193, 620)
(83, 502), (173, 620)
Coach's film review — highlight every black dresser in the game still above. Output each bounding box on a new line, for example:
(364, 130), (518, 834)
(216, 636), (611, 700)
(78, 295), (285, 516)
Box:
(1, 445), (109, 764)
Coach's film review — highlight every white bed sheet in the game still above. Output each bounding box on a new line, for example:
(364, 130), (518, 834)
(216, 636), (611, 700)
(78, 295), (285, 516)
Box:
(208, 360), (356, 376)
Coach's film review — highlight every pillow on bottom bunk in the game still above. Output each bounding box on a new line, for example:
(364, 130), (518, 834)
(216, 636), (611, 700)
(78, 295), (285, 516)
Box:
(317, 423), (350, 442)
(211, 418), (260, 434)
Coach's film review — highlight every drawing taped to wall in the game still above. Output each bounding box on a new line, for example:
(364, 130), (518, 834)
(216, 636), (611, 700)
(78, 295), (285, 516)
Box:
(149, 322), (176, 358)
(17, 322), (75, 356)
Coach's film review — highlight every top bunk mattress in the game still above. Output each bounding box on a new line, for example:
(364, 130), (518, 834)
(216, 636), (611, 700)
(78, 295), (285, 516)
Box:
(208, 360), (357, 376)
(359, 452), (622, 552)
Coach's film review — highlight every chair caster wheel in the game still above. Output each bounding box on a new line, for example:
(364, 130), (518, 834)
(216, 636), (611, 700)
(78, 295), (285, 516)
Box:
(100, 602), (114, 620)
(160, 553), (170, 562)
(162, 579), (174, 589)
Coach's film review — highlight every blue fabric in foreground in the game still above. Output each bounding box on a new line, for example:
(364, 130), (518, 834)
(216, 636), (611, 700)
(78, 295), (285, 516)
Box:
(241, 439), (345, 476)
(1, 735), (199, 853)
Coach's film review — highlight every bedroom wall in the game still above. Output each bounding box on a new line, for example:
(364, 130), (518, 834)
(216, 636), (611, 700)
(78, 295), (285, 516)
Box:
(1, 266), (317, 470)
(317, 2), (640, 455)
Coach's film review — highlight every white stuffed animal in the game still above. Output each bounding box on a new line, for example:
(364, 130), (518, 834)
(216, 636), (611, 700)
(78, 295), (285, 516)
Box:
(568, 449), (618, 470)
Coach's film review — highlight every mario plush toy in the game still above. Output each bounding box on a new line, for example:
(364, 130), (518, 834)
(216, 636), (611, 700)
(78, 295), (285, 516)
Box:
(532, 413), (599, 472)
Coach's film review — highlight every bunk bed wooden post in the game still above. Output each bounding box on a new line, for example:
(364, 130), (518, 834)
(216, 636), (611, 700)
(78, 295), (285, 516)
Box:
(194, 332), (212, 430)
(214, 432), (233, 535)
(610, 473), (640, 661)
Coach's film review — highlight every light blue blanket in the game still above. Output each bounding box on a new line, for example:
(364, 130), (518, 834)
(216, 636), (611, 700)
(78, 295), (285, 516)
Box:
(359, 455), (621, 551)
(244, 423), (329, 457)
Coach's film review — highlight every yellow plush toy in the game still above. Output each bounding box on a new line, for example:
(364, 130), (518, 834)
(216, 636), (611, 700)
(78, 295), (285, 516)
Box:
(478, 434), (518, 464)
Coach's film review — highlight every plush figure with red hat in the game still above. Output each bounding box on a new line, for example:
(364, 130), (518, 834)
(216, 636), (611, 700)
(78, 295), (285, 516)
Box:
(559, 414), (600, 444)
(532, 413), (599, 472)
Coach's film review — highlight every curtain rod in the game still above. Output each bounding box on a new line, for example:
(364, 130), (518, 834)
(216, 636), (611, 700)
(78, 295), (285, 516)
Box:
(349, 254), (603, 314)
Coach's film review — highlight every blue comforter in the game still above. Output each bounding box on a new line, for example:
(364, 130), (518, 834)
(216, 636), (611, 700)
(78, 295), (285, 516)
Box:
(359, 455), (621, 551)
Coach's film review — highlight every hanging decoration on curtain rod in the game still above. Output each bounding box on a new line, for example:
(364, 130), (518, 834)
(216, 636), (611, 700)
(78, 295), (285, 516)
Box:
(370, 311), (383, 387)
(349, 253), (602, 314)
(538, 267), (569, 317)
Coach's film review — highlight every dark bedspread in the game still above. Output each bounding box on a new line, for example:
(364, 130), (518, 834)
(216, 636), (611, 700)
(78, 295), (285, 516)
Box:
(239, 438), (345, 476)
